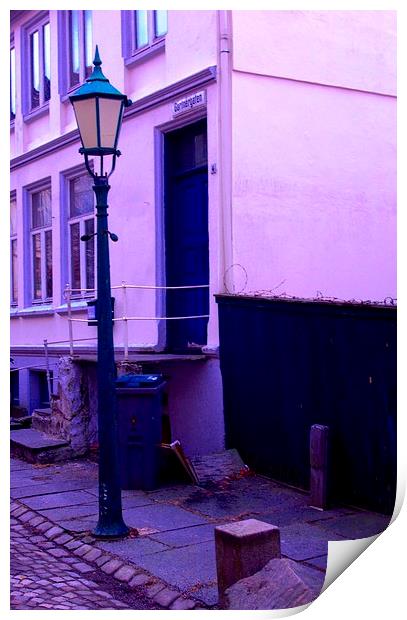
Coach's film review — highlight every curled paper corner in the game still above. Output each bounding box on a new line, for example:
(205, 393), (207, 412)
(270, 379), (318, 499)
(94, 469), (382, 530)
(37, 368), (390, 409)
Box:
(322, 534), (379, 593)
(320, 481), (405, 597)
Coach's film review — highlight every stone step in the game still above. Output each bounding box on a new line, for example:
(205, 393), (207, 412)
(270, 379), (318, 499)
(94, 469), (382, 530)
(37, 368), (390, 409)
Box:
(32, 408), (52, 434)
(10, 428), (71, 464)
(10, 415), (32, 430)
(190, 449), (248, 484)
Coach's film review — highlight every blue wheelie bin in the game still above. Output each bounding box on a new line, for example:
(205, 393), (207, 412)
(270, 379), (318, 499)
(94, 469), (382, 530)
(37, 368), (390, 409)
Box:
(115, 374), (166, 491)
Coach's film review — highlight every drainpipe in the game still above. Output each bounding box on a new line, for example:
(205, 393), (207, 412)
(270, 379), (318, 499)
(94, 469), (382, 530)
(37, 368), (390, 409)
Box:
(217, 10), (234, 293)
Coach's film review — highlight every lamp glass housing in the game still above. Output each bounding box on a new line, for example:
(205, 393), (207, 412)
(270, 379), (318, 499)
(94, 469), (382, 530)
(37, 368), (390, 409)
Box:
(69, 46), (128, 157)
(72, 97), (98, 149)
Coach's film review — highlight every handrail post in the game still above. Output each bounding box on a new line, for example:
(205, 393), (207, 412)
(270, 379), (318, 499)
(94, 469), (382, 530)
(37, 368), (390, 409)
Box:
(65, 283), (74, 356)
(122, 281), (129, 361)
(43, 338), (52, 404)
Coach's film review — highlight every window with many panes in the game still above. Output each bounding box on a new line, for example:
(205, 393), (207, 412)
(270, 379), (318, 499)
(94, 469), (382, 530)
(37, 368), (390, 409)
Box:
(68, 10), (93, 88)
(10, 193), (18, 305)
(29, 186), (53, 302)
(23, 12), (51, 114)
(122, 10), (167, 64)
(59, 10), (92, 94)
(68, 174), (95, 295)
(10, 44), (16, 123)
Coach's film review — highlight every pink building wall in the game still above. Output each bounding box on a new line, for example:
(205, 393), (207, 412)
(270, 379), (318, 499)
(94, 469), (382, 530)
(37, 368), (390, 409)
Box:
(230, 10), (396, 301)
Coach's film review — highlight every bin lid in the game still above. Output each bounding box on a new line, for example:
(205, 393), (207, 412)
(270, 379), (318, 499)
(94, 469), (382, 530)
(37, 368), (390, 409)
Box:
(116, 373), (164, 388)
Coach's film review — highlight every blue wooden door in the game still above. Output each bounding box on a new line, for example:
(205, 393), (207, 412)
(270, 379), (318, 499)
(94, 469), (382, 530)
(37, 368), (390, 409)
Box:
(165, 120), (209, 352)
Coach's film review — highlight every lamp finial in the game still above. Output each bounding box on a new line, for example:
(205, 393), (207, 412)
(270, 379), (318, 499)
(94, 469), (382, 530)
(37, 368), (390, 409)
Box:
(93, 45), (102, 67)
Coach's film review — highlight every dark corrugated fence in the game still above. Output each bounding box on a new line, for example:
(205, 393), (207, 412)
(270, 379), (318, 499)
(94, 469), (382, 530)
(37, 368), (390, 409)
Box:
(216, 295), (396, 515)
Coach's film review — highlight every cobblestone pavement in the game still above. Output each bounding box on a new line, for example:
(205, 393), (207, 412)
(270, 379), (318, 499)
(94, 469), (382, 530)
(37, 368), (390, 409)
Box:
(10, 516), (159, 610)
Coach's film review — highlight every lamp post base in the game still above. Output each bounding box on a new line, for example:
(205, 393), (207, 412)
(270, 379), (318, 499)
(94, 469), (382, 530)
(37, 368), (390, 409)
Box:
(92, 519), (130, 539)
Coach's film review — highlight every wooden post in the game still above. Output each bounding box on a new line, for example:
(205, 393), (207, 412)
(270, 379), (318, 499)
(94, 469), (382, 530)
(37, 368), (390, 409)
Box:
(310, 424), (329, 510)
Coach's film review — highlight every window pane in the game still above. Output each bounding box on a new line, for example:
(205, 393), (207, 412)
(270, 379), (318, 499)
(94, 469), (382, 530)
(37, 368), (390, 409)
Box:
(84, 10), (93, 77)
(70, 175), (94, 217)
(43, 22), (51, 102)
(33, 233), (42, 300)
(69, 10), (80, 87)
(11, 239), (18, 304)
(45, 230), (53, 298)
(70, 222), (81, 291)
(10, 196), (17, 236)
(84, 218), (95, 290)
(195, 133), (208, 167)
(10, 47), (16, 120)
(30, 30), (40, 109)
(32, 188), (52, 229)
(135, 10), (148, 48)
(154, 10), (167, 37)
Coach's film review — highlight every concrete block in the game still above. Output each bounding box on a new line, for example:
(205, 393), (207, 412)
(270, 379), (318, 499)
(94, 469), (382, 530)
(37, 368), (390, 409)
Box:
(215, 518), (281, 606)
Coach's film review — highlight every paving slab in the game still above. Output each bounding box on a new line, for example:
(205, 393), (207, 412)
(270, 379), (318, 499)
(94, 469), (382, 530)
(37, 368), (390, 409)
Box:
(314, 512), (391, 539)
(252, 505), (349, 528)
(121, 496), (155, 509)
(22, 490), (96, 511)
(278, 522), (344, 561)
(121, 503), (208, 531)
(181, 485), (305, 520)
(304, 555), (327, 571)
(85, 487), (146, 498)
(11, 480), (96, 499)
(10, 458), (34, 471)
(96, 537), (170, 562)
(146, 484), (199, 502)
(280, 522), (347, 541)
(149, 523), (217, 548)
(281, 537), (328, 562)
(37, 503), (99, 521)
(58, 518), (97, 534)
(130, 540), (217, 590)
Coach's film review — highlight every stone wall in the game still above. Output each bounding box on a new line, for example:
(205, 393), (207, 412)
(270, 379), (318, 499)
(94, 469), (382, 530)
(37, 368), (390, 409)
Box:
(48, 358), (98, 456)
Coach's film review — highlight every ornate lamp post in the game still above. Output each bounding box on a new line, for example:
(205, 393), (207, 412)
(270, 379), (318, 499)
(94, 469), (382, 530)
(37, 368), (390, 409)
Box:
(69, 46), (131, 538)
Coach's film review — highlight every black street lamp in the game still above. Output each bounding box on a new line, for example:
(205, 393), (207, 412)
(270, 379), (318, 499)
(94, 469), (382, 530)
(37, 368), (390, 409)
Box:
(69, 46), (131, 538)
